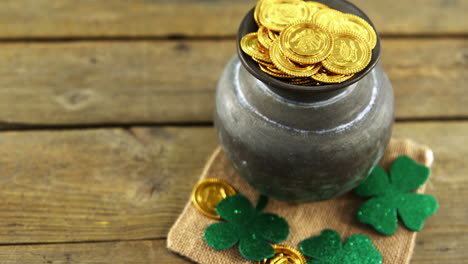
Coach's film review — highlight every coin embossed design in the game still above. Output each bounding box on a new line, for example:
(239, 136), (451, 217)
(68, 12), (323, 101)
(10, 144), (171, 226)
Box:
(322, 31), (371, 75)
(191, 178), (237, 219)
(240, 32), (272, 62)
(259, 0), (310, 32)
(257, 244), (307, 264)
(271, 40), (321, 77)
(280, 20), (333, 64)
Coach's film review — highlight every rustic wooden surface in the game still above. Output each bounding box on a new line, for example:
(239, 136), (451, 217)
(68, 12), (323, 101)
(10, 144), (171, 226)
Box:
(0, 0), (466, 263)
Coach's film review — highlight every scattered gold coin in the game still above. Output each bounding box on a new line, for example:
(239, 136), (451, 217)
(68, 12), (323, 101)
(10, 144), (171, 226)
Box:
(240, 0), (378, 85)
(191, 178), (237, 219)
(257, 244), (307, 264)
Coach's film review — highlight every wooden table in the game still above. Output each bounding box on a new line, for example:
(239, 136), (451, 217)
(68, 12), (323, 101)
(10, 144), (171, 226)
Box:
(0, 0), (465, 263)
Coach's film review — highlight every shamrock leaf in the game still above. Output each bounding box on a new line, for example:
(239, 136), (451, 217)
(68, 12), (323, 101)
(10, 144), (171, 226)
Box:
(355, 155), (438, 235)
(299, 229), (382, 264)
(204, 194), (289, 261)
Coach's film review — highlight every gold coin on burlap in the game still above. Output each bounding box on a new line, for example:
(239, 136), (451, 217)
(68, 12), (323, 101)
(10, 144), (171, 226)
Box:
(191, 178), (236, 219)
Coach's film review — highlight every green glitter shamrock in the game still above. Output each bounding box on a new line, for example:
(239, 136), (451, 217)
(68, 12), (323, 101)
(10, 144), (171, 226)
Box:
(354, 155), (438, 236)
(203, 194), (289, 261)
(299, 229), (382, 264)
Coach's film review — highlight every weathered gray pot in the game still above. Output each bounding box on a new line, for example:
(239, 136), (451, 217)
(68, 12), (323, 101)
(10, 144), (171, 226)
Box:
(214, 0), (394, 203)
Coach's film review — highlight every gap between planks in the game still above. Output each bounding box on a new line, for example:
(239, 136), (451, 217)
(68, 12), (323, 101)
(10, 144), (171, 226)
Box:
(0, 34), (464, 43)
(0, 118), (467, 132)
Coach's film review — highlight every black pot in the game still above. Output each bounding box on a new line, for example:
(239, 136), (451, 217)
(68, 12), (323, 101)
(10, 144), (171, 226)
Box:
(214, 0), (394, 203)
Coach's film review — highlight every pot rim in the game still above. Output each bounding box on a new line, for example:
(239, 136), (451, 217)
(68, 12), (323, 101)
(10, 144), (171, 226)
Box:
(236, 0), (381, 93)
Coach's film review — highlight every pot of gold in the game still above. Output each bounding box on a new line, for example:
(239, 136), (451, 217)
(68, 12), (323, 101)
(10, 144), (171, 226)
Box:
(214, 0), (394, 203)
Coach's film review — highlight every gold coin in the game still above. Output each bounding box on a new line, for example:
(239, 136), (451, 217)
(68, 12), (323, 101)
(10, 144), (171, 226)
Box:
(257, 244), (307, 264)
(288, 77), (316, 85)
(337, 13), (377, 49)
(254, 0), (266, 26)
(240, 32), (272, 62)
(259, 64), (295, 78)
(322, 31), (371, 75)
(191, 178), (237, 219)
(268, 29), (280, 40)
(312, 8), (346, 30)
(311, 66), (354, 83)
(279, 20), (333, 64)
(253, 56), (276, 68)
(305, 1), (329, 19)
(271, 40), (321, 77)
(259, 0), (310, 32)
(258, 26), (274, 49)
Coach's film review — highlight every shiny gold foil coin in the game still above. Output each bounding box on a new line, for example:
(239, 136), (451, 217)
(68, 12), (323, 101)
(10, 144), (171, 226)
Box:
(338, 13), (377, 49)
(257, 244), (307, 264)
(258, 26), (274, 49)
(259, 0), (310, 32)
(305, 1), (329, 19)
(254, 0), (266, 26)
(240, 32), (272, 62)
(322, 31), (371, 75)
(259, 64), (295, 78)
(288, 78), (315, 85)
(191, 178), (237, 219)
(268, 29), (280, 41)
(271, 40), (321, 77)
(311, 67), (354, 83)
(253, 56), (276, 68)
(312, 8), (346, 29)
(279, 20), (333, 64)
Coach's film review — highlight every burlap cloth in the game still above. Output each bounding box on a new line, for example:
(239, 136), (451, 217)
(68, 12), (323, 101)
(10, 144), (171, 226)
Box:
(168, 138), (434, 264)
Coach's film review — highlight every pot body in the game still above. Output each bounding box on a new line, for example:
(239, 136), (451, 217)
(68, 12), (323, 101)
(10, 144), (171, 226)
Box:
(214, 56), (394, 203)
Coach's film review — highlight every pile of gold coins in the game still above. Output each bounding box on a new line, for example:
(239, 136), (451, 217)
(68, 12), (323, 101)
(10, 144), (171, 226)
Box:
(240, 0), (377, 85)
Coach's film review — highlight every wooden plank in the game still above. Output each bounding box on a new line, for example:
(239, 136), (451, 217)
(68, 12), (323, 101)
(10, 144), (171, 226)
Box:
(0, 236), (464, 264)
(0, 0), (465, 38)
(0, 239), (458, 263)
(0, 39), (466, 126)
(0, 127), (218, 243)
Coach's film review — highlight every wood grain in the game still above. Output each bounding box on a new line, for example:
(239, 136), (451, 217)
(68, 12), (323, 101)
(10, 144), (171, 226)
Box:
(0, 0), (465, 38)
(0, 236), (465, 264)
(0, 39), (466, 127)
(0, 122), (465, 264)
(0, 127), (218, 243)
